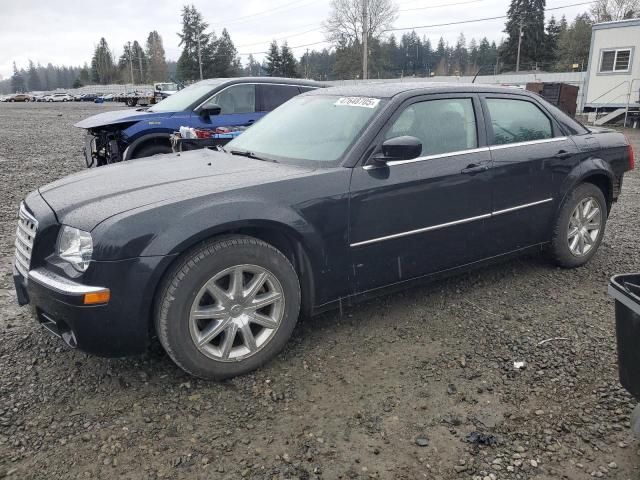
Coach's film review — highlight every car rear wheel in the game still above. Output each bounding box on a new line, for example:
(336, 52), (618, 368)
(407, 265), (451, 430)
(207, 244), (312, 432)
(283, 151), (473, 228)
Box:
(549, 182), (607, 268)
(155, 236), (301, 379)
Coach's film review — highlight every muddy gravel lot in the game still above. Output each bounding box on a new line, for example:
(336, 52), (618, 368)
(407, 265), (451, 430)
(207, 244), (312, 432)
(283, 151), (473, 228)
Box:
(1, 102), (640, 480)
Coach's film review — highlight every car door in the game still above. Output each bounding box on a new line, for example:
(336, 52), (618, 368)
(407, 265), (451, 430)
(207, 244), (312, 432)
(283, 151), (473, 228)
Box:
(256, 84), (303, 115)
(190, 83), (259, 129)
(348, 93), (493, 293)
(480, 94), (580, 256)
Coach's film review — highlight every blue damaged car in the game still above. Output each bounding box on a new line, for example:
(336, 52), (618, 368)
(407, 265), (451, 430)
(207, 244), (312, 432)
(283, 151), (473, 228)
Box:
(75, 77), (324, 167)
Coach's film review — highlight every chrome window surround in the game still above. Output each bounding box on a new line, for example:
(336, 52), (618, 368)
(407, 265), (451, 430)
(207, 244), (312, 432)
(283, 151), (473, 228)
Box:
(363, 137), (568, 170)
(350, 198), (553, 247)
(14, 203), (38, 280)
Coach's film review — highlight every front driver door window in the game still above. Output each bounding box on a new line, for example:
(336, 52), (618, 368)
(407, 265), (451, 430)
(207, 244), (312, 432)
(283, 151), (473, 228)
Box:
(194, 84), (258, 128)
(349, 95), (493, 293)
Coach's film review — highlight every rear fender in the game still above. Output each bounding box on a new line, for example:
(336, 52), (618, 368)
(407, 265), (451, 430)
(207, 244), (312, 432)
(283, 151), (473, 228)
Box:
(555, 157), (614, 215)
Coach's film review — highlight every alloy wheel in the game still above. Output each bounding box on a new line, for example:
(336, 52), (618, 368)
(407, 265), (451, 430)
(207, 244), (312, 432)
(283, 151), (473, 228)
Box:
(567, 196), (601, 256)
(188, 264), (285, 362)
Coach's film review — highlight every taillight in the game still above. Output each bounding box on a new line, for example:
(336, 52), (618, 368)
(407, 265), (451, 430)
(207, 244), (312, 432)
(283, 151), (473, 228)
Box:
(624, 134), (635, 170)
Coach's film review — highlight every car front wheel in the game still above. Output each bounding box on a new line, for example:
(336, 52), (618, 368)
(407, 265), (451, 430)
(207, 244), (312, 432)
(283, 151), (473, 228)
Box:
(550, 182), (607, 268)
(155, 236), (301, 379)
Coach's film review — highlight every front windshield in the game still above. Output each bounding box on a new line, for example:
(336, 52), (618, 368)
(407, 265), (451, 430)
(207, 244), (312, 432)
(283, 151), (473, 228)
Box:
(227, 95), (386, 163)
(148, 81), (224, 112)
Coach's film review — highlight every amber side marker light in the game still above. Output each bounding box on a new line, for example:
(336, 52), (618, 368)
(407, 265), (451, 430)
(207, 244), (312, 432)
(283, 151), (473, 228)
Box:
(83, 289), (111, 305)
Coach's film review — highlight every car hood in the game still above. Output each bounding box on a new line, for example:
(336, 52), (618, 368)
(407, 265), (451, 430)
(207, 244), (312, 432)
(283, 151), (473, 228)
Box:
(74, 108), (172, 129)
(39, 149), (315, 231)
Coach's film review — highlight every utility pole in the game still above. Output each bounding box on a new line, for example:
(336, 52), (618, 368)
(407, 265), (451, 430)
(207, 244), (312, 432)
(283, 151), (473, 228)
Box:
(138, 50), (144, 84)
(197, 33), (203, 80)
(127, 41), (135, 85)
(362, 0), (368, 80)
(305, 48), (309, 79)
(515, 17), (523, 73)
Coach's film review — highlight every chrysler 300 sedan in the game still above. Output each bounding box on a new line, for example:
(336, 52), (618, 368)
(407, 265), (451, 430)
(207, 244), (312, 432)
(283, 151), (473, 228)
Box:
(13, 83), (634, 379)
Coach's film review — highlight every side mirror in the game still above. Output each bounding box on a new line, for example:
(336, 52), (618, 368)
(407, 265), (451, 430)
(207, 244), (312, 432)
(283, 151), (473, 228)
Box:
(198, 104), (222, 119)
(370, 136), (422, 166)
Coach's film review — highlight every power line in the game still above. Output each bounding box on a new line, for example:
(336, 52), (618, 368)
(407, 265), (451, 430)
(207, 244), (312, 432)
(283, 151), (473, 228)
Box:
(399, 0), (487, 12)
(385, 0), (595, 32)
(210, 0), (318, 27)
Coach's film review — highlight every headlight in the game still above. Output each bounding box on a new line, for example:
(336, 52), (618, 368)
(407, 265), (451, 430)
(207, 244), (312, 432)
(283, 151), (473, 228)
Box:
(57, 226), (93, 272)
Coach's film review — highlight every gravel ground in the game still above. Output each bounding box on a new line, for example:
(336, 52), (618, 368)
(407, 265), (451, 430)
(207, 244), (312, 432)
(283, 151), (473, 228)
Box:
(1, 102), (640, 480)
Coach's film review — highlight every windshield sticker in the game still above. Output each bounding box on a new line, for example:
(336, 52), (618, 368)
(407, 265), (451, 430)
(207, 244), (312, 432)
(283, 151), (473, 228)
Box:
(334, 97), (380, 108)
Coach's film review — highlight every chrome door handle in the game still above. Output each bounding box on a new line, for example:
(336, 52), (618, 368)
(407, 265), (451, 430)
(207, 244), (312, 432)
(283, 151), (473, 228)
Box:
(461, 163), (489, 175)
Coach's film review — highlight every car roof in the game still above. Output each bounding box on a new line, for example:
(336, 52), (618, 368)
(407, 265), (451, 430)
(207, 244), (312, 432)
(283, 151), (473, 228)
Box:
(305, 82), (536, 99)
(197, 76), (327, 88)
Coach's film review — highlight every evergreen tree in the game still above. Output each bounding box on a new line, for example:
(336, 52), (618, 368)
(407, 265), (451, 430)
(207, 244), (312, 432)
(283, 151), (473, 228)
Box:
(11, 62), (26, 93)
(211, 28), (240, 77)
(543, 16), (562, 66)
(280, 42), (299, 77)
(557, 13), (592, 70)
(451, 33), (468, 75)
(265, 40), (282, 76)
(435, 37), (448, 75)
(90, 37), (116, 84)
(27, 60), (42, 91)
(146, 31), (168, 82)
(501, 0), (547, 70)
(176, 4), (210, 81)
(244, 54), (261, 76)
(79, 63), (91, 84)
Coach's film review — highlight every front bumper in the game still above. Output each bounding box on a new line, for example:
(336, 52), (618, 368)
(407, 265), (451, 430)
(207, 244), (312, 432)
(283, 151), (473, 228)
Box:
(13, 255), (171, 357)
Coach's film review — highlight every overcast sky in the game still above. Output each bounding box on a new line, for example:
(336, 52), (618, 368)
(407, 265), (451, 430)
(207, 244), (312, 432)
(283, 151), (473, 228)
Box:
(0, 0), (591, 79)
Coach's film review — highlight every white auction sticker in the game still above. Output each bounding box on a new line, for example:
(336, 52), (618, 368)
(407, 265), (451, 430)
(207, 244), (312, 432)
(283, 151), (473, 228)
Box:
(334, 97), (380, 108)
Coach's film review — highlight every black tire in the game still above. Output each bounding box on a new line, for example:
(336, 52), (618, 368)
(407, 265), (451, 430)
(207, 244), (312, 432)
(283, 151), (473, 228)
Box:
(549, 182), (607, 268)
(133, 143), (172, 159)
(155, 235), (301, 379)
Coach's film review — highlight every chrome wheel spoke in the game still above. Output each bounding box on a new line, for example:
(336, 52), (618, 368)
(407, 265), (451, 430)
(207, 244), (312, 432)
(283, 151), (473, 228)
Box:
(249, 311), (279, 329)
(239, 322), (258, 352)
(205, 280), (231, 305)
(197, 317), (231, 346)
(191, 305), (227, 320)
(229, 267), (244, 300)
(220, 323), (238, 359)
(244, 271), (267, 300)
(567, 226), (579, 239)
(248, 291), (282, 310)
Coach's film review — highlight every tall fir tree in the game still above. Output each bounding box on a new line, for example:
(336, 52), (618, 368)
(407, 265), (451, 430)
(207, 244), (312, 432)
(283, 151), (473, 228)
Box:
(11, 62), (26, 93)
(27, 60), (42, 91)
(501, 0), (547, 70)
(265, 40), (282, 76)
(176, 5), (210, 81)
(146, 31), (168, 82)
(280, 42), (299, 77)
(90, 37), (116, 84)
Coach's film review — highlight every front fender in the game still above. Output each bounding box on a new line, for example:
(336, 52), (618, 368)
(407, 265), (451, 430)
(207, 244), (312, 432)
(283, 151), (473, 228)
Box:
(92, 197), (330, 278)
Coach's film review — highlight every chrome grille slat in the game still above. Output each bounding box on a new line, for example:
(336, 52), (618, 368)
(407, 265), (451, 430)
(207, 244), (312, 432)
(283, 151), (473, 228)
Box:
(14, 203), (38, 281)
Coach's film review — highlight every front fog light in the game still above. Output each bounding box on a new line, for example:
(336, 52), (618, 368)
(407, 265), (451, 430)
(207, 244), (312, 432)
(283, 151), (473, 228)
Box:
(57, 226), (93, 272)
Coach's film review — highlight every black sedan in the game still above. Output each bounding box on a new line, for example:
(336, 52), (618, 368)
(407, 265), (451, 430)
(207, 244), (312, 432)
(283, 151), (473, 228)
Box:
(13, 83), (634, 379)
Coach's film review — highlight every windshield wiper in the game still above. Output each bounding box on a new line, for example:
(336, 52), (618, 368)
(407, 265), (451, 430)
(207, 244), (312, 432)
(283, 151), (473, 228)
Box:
(229, 149), (277, 162)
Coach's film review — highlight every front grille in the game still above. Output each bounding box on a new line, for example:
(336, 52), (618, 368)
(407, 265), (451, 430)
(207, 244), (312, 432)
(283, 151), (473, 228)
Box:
(14, 203), (38, 280)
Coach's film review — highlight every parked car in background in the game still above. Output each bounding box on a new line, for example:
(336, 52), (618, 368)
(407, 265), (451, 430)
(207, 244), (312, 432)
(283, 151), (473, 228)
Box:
(78, 93), (99, 102)
(8, 94), (33, 102)
(33, 94), (47, 102)
(14, 83), (634, 379)
(46, 93), (73, 102)
(75, 77), (325, 166)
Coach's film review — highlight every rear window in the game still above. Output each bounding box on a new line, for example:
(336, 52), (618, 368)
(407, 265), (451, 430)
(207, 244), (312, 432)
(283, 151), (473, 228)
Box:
(257, 84), (301, 111)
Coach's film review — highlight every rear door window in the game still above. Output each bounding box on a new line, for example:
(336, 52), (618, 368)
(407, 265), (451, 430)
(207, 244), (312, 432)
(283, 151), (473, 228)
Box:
(257, 84), (301, 112)
(384, 98), (478, 156)
(485, 98), (553, 145)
